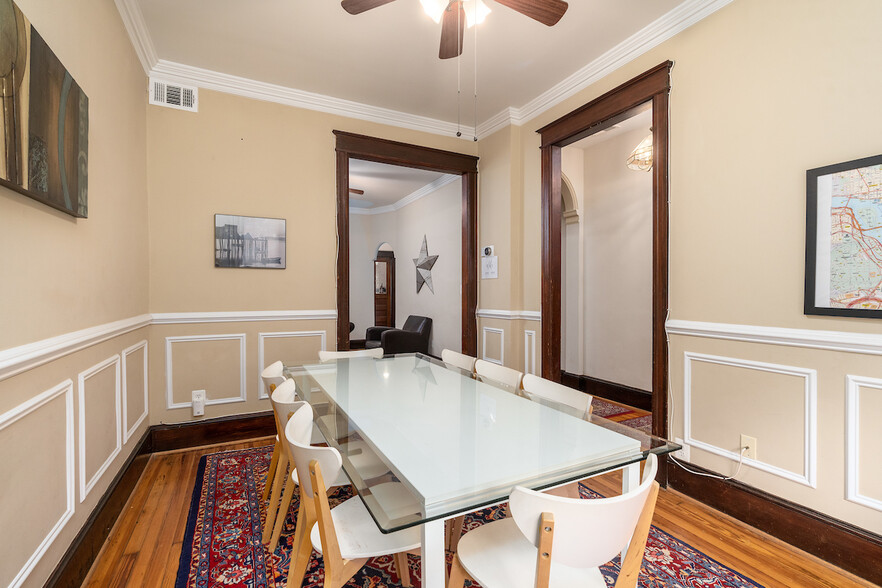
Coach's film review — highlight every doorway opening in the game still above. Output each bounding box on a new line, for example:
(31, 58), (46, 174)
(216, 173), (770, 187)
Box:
(538, 62), (672, 438)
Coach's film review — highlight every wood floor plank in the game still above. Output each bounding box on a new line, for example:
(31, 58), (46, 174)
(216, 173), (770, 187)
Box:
(84, 438), (872, 588)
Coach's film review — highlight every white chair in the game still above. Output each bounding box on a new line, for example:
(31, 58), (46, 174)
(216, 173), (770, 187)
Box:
(441, 349), (477, 373)
(522, 374), (593, 419)
(475, 359), (524, 390)
(260, 361), (288, 503)
(448, 454), (660, 588)
(263, 380), (351, 550)
(319, 348), (384, 362)
(284, 403), (420, 588)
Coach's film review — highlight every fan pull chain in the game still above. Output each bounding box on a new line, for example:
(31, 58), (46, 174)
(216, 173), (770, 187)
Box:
(455, 2), (462, 138)
(472, 0), (477, 141)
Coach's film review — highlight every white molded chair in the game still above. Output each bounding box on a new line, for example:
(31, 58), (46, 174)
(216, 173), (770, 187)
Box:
(263, 380), (350, 550)
(475, 359), (524, 390)
(284, 403), (420, 588)
(260, 361), (288, 503)
(441, 349), (477, 374)
(319, 348), (384, 362)
(448, 454), (660, 588)
(522, 374), (593, 419)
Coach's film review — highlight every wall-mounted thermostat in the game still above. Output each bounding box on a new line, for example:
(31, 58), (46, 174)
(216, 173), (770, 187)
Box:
(482, 245), (494, 257)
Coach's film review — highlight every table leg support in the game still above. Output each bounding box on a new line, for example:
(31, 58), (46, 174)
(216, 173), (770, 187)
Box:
(421, 519), (446, 588)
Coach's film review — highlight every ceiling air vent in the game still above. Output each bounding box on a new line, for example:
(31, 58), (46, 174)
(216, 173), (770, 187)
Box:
(149, 78), (198, 112)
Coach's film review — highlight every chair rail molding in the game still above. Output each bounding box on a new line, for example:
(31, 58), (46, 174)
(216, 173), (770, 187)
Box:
(78, 355), (123, 502)
(683, 352), (818, 488)
(165, 334), (247, 410)
(846, 375), (882, 512)
(666, 319), (882, 356)
(476, 309), (541, 321)
(151, 309), (337, 324)
(257, 330), (327, 399)
(121, 341), (149, 443)
(1, 379), (75, 588)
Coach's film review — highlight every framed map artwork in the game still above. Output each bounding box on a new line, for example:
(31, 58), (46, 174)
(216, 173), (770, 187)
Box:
(805, 154), (882, 317)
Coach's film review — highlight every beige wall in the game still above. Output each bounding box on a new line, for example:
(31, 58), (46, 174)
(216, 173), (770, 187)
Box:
(474, 0), (882, 533)
(0, 0), (149, 585)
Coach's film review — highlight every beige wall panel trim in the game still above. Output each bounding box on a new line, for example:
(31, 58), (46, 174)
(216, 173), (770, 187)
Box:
(350, 174), (460, 216)
(78, 355), (123, 502)
(524, 330), (537, 376)
(683, 352), (818, 488)
(112, 0), (157, 73)
(148, 59), (473, 139)
(256, 331), (327, 399)
(0, 380), (75, 588)
(121, 341), (149, 443)
(151, 310), (337, 324)
(478, 0), (733, 136)
(846, 375), (882, 512)
(476, 309), (541, 321)
(0, 315), (151, 383)
(165, 334), (247, 410)
(667, 319), (882, 356)
(482, 327), (505, 365)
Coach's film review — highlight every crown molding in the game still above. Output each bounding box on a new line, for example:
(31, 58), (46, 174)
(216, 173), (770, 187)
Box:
(149, 60), (477, 139)
(478, 0), (735, 135)
(350, 174), (460, 215)
(113, 0), (157, 74)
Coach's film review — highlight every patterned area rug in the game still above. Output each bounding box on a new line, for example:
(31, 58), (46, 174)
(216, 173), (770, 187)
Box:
(593, 398), (653, 433)
(176, 446), (763, 588)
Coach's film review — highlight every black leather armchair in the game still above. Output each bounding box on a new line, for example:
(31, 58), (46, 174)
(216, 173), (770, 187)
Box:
(365, 315), (432, 355)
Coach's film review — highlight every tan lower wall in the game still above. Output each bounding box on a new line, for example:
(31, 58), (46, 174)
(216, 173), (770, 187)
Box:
(0, 327), (150, 588)
(668, 330), (882, 534)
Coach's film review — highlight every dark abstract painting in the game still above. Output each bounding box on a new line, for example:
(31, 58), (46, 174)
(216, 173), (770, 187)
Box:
(0, 0), (88, 217)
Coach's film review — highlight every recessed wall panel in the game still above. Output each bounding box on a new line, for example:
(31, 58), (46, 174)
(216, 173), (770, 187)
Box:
(258, 331), (325, 398)
(858, 388), (882, 501)
(166, 335), (245, 408)
(122, 341), (148, 441)
(79, 356), (121, 500)
(482, 327), (504, 365)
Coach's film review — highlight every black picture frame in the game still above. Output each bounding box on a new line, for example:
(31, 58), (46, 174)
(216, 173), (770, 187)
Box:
(805, 153), (882, 318)
(214, 214), (286, 269)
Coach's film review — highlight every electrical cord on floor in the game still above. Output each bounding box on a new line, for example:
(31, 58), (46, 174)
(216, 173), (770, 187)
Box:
(669, 446), (748, 481)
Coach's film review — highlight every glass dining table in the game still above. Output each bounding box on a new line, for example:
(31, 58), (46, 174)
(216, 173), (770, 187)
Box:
(284, 353), (679, 588)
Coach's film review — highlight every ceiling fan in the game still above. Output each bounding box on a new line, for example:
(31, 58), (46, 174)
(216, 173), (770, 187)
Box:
(341, 0), (569, 59)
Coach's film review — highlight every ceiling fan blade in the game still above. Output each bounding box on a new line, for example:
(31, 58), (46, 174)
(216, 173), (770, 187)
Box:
(493, 0), (568, 26)
(439, 1), (465, 59)
(349, 188), (365, 195)
(341, 0), (397, 15)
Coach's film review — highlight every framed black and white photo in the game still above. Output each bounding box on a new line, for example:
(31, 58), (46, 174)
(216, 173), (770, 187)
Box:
(214, 214), (286, 269)
(805, 154), (882, 317)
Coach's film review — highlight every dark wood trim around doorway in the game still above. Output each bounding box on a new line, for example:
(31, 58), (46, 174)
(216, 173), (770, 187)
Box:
(537, 61), (672, 439)
(333, 131), (479, 356)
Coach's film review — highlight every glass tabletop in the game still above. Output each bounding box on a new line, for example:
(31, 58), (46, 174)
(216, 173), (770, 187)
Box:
(285, 353), (679, 533)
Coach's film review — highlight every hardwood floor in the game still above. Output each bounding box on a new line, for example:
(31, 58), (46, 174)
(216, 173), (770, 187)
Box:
(83, 438), (875, 588)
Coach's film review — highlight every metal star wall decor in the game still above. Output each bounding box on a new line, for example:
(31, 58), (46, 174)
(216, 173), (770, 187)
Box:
(413, 235), (438, 294)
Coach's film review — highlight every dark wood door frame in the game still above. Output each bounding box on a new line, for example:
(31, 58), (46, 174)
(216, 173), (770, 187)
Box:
(537, 61), (672, 438)
(334, 131), (479, 355)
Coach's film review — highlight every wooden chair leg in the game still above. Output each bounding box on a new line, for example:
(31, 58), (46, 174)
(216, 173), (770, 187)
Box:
(614, 482), (660, 588)
(268, 474), (297, 551)
(286, 501), (315, 588)
(393, 552), (411, 587)
(263, 454), (288, 542)
(262, 442), (281, 501)
(447, 554), (470, 588)
(446, 515), (465, 552)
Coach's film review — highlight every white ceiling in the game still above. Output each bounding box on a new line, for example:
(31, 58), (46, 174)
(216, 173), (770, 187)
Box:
(348, 159), (453, 210)
(124, 0), (730, 137)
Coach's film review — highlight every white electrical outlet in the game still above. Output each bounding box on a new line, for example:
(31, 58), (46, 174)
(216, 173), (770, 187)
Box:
(673, 437), (690, 461)
(192, 389), (206, 416)
(740, 434), (757, 460)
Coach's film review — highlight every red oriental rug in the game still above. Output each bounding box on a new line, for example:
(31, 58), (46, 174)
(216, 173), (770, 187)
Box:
(176, 446), (764, 588)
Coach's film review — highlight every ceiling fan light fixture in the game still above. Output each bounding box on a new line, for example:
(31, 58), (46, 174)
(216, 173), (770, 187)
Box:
(421, 0), (490, 27)
(626, 133), (653, 171)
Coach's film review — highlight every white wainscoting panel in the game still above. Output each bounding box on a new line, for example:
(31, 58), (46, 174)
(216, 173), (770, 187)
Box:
(524, 330), (537, 376)
(683, 352), (817, 488)
(0, 380), (75, 588)
(482, 327), (505, 365)
(78, 355), (122, 502)
(846, 375), (882, 512)
(122, 340), (148, 443)
(257, 330), (327, 399)
(165, 334), (247, 409)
